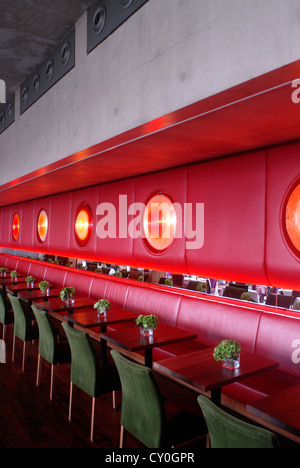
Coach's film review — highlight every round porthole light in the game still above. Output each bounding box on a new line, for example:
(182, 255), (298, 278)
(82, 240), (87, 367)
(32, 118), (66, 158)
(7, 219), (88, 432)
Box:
(12, 213), (20, 241)
(37, 209), (48, 243)
(285, 182), (300, 256)
(75, 204), (93, 247)
(143, 193), (177, 253)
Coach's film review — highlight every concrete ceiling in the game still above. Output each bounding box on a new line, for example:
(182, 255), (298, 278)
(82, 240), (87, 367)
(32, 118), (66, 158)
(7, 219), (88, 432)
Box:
(0, 0), (95, 105)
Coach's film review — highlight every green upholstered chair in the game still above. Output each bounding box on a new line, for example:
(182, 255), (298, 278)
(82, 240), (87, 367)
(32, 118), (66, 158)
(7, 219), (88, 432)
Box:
(61, 322), (121, 442)
(197, 395), (279, 448)
(0, 290), (13, 341)
(32, 305), (71, 400)
(8, 294), (39, 372)
(111, 349), (207, 448)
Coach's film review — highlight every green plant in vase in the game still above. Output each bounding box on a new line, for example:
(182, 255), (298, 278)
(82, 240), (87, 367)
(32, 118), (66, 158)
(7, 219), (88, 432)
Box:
(196, 282), (207, 293)
(136, 314), (159, 336)
(10, 271), (18, 281)
(25, 276), (35, 287)
(60, 287), (75, 304)
(0, 267), (8, 277)
(164, 278), (173, 286)
(94, 299), (111, 316)
(241, 292), (253, 302)
(213, 340), (241, 369)
(39, 281), (50, 295)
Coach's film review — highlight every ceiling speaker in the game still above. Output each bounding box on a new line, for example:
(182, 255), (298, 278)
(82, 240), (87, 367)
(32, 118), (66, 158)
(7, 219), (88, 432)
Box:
(0, 96), (15, 135)
(87, 0), (148, 54)
(20, 29), (75, 114)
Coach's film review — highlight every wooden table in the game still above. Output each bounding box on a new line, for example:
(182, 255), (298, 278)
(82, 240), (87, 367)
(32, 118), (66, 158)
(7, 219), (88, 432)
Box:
(0, 275), (27, 285)
(65, 308), (137, 364)
(34, 297), (95, 315)
(6, 282), (53, 296)
(155, 348), (279, 406)
(100, 323), (198, 368)
(247, 384), (300, 437)
(18, 288), (61, 304)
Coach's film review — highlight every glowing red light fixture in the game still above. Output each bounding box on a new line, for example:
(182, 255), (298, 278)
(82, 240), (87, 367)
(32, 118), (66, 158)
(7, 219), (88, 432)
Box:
(12, 213), (20, 241)
(285, 182), (300, 256)
(143, 193), (177, 252)
(75, 203), (93, 247)
(37, 209), (48, 242)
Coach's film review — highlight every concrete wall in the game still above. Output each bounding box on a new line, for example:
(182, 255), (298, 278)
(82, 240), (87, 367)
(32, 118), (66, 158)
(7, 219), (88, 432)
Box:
(0, 0), (300, 186)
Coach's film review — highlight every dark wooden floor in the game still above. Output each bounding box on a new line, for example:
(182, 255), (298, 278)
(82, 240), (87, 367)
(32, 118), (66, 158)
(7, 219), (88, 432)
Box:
(0, 324), (207, 449)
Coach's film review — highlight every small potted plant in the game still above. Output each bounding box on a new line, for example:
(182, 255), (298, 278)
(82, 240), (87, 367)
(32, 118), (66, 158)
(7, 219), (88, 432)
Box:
(115, 271), (122, 277)
(136, 314), (159, 336)
(213, 340), (241, 369)
(94, 299), (111, 317)
(95, 268), (103, 273)
(293, 302), (300, 311)
(39, 281), (50, 295)
(25, 276), (35, 288)
(164, 278), (173, 287)
(10, 270), (18, 281)
(60, 287), (75, 305)
(241, 292), (254, 302)
(0, 267), (8, 277)
(196, 282), (207, 293)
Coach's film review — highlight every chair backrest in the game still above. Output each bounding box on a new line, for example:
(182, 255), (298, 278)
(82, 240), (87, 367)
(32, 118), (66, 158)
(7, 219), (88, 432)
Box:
(8, 294), (28, 341)
(111, 349), (166, 448)
(266, 294), (293, 309)
(32, 305), (57, 364)
(222, 286), (247, 300)
(197, 395), (279, 448)
(61, 322), (100, 398)
(0, 292), (7, 324)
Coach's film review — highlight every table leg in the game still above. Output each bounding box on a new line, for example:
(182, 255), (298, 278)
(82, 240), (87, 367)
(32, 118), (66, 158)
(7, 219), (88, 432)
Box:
(100, 325), (107, 365)
(211, 388), (221, 406)
(144, 349), (153, 368)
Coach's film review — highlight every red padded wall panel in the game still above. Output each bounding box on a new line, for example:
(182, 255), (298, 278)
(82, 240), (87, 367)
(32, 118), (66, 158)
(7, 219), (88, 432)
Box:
(19, 200), (35, 250)
(70, 185), (98, 260)
(132, 167), (188, 273)
(48, 192), (72, 255)
(96, 179), (135, 266)
(266, 141), (300, 289)
(34, 197), (52, 253)
(186, 150), (269, 284)
(1, 206), (11, 247)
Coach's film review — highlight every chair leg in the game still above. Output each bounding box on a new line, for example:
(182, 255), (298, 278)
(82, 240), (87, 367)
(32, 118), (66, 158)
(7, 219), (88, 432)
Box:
(90, 397), (96, 443)
(2, 324), (6, 341)
(50, 365), (55, 401)
(206, 434), (210, 448)
(12, 334), (16, 362)
(22, 341), (26, 372)
(112, 391), (116, 409)
(68, 381), (73, 422)
(120, 425), (125, 448)
(36, 354), (42, 386)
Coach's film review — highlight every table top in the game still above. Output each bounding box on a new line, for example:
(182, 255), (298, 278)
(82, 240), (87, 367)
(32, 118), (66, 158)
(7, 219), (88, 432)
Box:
(247, 384), (300, 437)
(155, 348), (279, 393)
(100, 323), (198, 352)
(33, 297), (95, 313)
(6, 282), (51, 294)
(18, 288), (61, 303)
(65, 308), (137, 328)
(0, 275), (27, 284)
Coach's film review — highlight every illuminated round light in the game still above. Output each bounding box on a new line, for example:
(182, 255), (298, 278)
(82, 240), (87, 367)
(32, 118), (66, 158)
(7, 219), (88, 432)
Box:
(143, 194), (177, 252)
(12, 213), (20, 241)
(75, 204), (93, 247)
(285, 183), (300, 255)
(37, 209), (48, 242)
